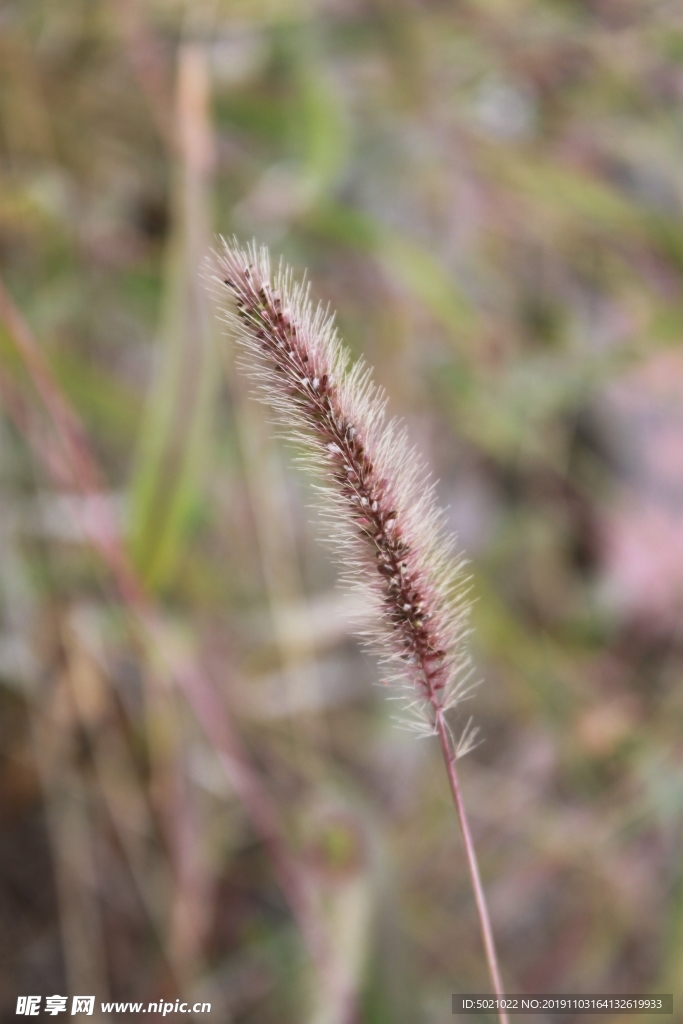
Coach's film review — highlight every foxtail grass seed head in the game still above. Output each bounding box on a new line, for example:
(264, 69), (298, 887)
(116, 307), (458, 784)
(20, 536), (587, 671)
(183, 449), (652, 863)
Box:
(214, 239), (478, 749)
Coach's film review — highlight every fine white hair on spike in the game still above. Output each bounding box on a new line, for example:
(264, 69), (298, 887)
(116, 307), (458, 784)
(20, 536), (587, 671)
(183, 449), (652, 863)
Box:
(211, 237), (477, 744)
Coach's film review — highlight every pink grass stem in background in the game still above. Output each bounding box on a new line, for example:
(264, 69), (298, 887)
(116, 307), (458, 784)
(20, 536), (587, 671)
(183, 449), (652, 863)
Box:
(0, 273), (329, 979)
(215, 240), (508, 1017)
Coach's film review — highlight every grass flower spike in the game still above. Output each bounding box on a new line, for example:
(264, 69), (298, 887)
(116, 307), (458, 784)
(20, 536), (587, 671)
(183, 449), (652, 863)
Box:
(214, 239), (508, 1020)
(216, 241), (474, 738)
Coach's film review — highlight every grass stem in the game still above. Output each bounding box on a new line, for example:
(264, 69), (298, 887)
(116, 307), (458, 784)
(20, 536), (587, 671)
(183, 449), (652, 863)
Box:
(436, 712), (509, 1024)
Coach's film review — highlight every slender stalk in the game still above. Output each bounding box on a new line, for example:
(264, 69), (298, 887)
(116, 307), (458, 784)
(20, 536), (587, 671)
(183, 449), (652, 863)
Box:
(436, 713), (509, 1024)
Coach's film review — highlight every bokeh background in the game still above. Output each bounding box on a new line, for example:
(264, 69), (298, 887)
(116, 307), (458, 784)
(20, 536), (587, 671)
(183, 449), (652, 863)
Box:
(2, 0), (683, 1021)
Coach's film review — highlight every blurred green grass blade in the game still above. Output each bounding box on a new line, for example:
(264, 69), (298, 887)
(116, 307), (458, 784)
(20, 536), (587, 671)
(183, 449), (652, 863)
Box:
(53, 350), (141, 444)
(307, 203), (478, 335)
(483, 144), (683, 315)
(129, 251), (217, 591)
(492, 150), (647, 235)
(379, 231), (476, 334)
(128, 44), (218, 592)
(295, 58), (349, 201)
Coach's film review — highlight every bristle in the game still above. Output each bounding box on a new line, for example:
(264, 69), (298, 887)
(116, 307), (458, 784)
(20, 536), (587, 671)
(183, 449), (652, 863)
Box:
(213, 238), (475, 741)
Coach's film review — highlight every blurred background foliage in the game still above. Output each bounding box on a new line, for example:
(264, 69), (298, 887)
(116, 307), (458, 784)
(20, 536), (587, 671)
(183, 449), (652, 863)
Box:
(1, 0), (683, 1021)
